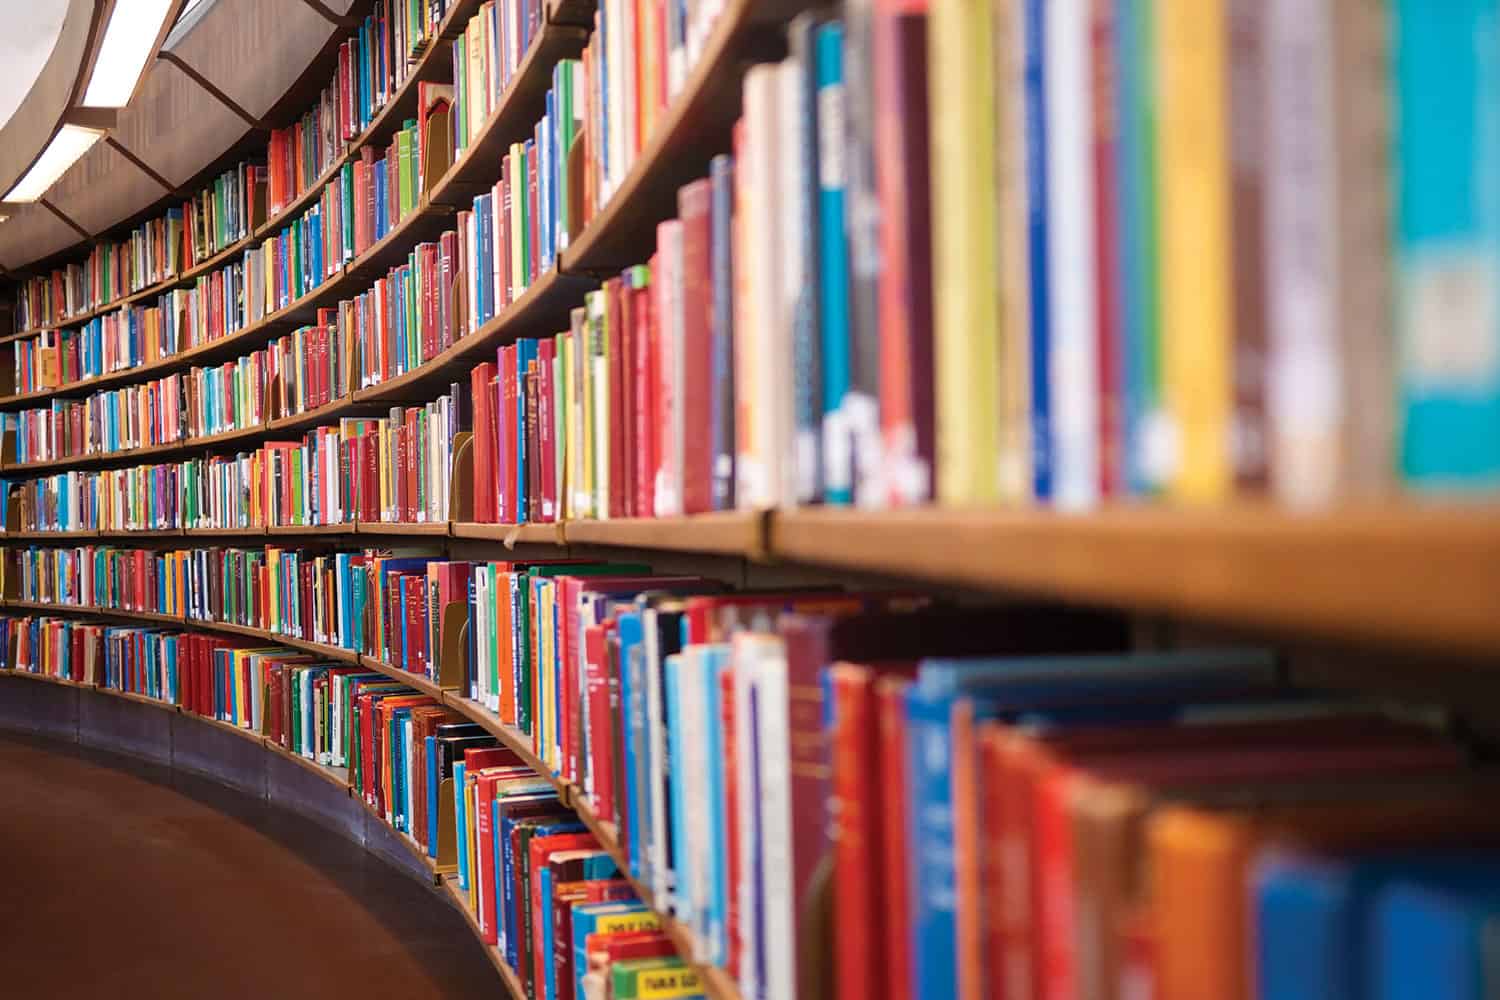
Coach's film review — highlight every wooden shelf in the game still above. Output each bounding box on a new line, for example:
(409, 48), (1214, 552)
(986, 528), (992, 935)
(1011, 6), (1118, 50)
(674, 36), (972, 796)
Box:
(769, 504), (1500, 659)
(360, 655), (451, 702)
(439, 875), (530, 1000)
(561, 511), (766, 557)
(450, 521), (564, 545)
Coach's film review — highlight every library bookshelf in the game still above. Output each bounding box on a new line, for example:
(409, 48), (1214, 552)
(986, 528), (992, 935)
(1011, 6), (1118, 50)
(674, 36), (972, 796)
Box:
(5, 1), (1500, 999)
(0, 597), (739, 1000)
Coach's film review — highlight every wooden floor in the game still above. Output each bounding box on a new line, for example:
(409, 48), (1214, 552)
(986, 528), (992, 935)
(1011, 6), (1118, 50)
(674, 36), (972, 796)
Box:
(0, 735), (503, 999)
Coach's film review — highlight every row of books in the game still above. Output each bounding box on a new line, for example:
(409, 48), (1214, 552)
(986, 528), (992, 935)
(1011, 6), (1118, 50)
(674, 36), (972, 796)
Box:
(6, 322), (351, 464)
(0, 610), (714, 999)
(575, 0), (729, 224)
(4, 385), (460, 532)
(13, 550), (1500, 998)
(451, 0), (547, 162)
(6, 0), (456, 337)
(12, 160), (265, 334)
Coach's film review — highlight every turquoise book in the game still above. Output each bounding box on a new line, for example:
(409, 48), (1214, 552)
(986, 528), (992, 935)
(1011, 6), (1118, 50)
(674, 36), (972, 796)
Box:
(1394, 0), (1500, 489)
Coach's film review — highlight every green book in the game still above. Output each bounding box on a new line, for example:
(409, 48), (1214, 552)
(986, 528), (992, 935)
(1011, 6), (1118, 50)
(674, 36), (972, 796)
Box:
(610, 958), (703, 999)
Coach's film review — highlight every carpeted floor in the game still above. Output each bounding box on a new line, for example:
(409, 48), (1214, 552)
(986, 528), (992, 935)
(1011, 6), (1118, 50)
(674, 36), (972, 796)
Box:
(0, 735), (504, 999)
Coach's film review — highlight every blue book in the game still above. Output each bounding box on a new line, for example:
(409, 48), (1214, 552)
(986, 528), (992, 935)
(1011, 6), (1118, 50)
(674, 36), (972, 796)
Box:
(453, 760), (471, 889)
(1376, 874), (1500, 1000)
(572, 902), (656, 1000)
(1024, 0), (1053, 501)
(477, 192), (495, 323)
(665, 652), (691, 921)
(515, 338), (539, 521)
(1394, 0), (1500, 489)
(815, 24), (851, 506)
(790, 13), (823, 505)
(503, 818), (586, 969)
(702, 643), (731, 961)
(905, 648), (1278, 1000)
(425, 734), (442, 856)
(614, 608), (647, 877)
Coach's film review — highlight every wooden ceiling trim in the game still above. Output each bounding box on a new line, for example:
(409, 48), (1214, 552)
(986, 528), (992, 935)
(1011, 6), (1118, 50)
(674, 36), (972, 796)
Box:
(155, 50), (266, 130)
(102, 136), (176, 194)
(291, 0), (362, 28)
(38, 198), (90, 240)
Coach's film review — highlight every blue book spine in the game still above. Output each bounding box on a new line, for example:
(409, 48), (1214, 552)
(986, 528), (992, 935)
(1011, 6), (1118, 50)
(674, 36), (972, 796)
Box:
(478, 192), (495, 323)
(454, 761), (470, 889)
(500, 815), (520, 967)
(516, 339), (537, 521)
(541, 868), (558, 1000)
(1395, 0), (1500, 490)
(904, 684), (958, 1000)
(1254, 854), (1359, 1000)
(703, 645), (730, 961)
(665, 653), (691, 921)
(615, 610), (644, 876)
(816, 24), (852, 506)
(1024, 0), (1053, 501)
(1375, 879), (1500, 1000)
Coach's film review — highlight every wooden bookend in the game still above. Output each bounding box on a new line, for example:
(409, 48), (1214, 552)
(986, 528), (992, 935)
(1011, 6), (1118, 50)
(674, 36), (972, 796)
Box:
(436, 601), (470, 691)
(3, 551), (18, 600)
(450, 433), (475, 522)
(436, 775), (459, 872)
(423, 106), (454, 196)
(0, 344), (14, 397)
(7, 490), (23, 532)
(252, 176), (269, 232)
(797, 855), (836, 1000)
(0, 426), (14, 467)
(6, 629), (18, 670)
(451, 262), (469, 341)
(567, 125), (588, 245)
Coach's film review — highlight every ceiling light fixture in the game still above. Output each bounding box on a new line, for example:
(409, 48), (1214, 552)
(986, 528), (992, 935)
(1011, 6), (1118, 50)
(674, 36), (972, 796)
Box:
(81, 0), (177, 107)
(3, 124), (106, 202)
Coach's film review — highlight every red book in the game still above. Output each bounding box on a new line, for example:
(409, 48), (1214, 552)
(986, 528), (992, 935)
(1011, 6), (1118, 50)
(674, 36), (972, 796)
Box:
(630, 264), (657, 519)
(488, 371), (503, 522)
(404, 574), (426, 675)
(528, 833), (599, 991)
(617, 280), (637, 516)
(471, 361), (498, 522)
(503, 345), (520, 523)
(585, 622), (616, 816)
(722, 665), (741, 979)
(605, 277), (627, 519)
(677, 180), (714, 513)
(874, 10), (935, 507)
(1091, 1), (1124, 497)
(876, 677), (915, 1000)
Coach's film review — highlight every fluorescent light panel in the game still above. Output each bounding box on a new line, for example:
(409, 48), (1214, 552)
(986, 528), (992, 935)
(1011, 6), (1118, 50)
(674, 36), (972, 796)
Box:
(4, 125), (105, 202)
(82, 0), (176, 107)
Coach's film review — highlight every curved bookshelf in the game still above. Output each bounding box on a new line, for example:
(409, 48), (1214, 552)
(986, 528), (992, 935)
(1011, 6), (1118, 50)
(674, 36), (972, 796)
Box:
(0, 597), (741, 1000)
(9, 501), (1500, 659)
(0, 667), (530, 1000)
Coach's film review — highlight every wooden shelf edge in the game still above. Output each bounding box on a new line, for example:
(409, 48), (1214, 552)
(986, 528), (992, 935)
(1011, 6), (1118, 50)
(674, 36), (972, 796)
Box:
(560, 510), (766, 557)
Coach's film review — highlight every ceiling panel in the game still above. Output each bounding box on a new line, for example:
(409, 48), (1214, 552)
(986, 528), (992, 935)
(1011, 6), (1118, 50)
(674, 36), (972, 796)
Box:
(111, 58), (249, 190)
(0, 203), (87, 273)
(169, 0), (339, 120)
(48, 139), (172, 237)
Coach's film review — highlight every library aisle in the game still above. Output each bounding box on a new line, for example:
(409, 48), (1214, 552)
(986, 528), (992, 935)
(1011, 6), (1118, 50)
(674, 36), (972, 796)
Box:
(0, 736), (498, 999)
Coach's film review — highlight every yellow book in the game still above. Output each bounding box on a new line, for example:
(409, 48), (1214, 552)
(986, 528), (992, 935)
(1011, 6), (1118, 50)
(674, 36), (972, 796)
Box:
(1156, 0), (1233, 501)
(509, 144), (525, 296)
(930, 0), (1002, 505)
(995, 0), (1032, 503)
(577, 304), (595, 519)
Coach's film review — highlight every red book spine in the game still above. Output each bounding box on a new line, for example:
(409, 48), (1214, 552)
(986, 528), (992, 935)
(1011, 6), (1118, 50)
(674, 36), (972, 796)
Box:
(876, 678), (914, 1000)
(503, 346), (520, 523)
(1092, 1), (1123, 497)
(830, 666), (877, 1000)
(527, 144), (540, 285)
(618, 286), (637, 517)
(605, 277), (626, 519)
(678, 180), (713, 513)
(471, 361), (497, 522)
(632, 269), (657, 519)
(476, 772), (499, 943)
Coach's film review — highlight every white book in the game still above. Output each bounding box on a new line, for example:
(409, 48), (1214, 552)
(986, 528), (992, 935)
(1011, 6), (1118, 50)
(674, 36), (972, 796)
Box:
(606, 0), (627, 199)
(1266, 0), (1339, 507)
(736, 65), (783, 510)
(778, 57), (809, 508)
(1044, 0), (1099, 510)
(589, 292), (611, 518)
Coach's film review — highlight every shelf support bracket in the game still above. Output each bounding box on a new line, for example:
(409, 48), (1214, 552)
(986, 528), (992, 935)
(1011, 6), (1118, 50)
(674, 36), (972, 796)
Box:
(290, 0), (362, 28)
